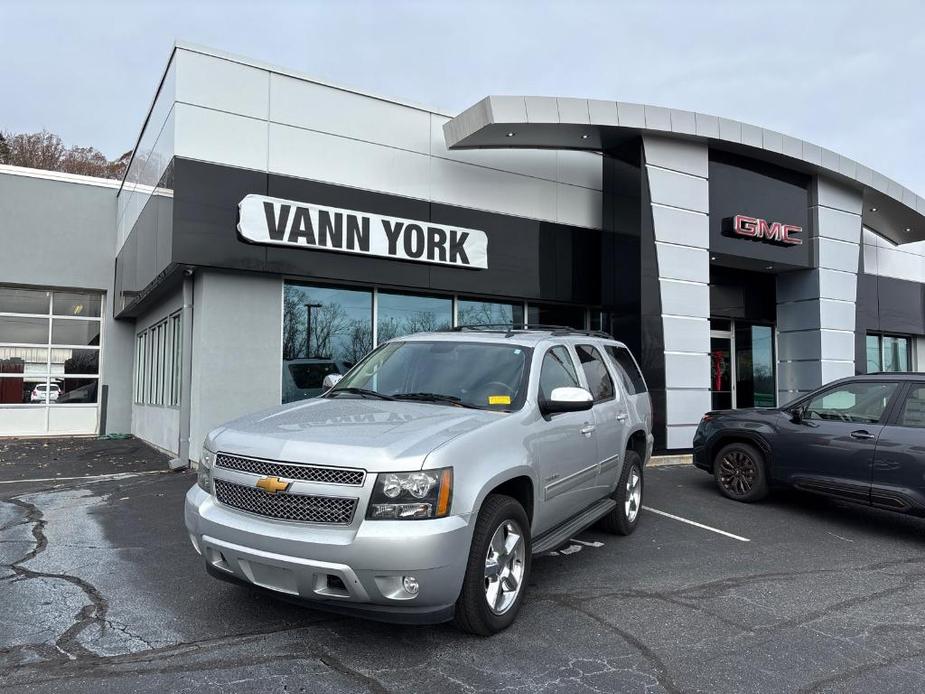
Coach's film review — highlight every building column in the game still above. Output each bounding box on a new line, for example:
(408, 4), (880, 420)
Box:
(777, 177), (862, 403)
(642, 136), (711, 449)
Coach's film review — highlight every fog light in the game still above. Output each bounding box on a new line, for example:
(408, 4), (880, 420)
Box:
(402, 576), (420, 596)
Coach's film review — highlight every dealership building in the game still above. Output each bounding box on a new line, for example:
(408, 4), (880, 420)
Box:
(1, 43), (924, 458)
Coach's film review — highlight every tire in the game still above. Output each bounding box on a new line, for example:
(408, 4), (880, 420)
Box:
(599, 450), (643, 535)
(713, 441), (769, 502)
(454, 494), (531, 636)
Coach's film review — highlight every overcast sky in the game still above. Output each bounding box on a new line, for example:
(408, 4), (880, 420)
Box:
(4, 0), (924, 193)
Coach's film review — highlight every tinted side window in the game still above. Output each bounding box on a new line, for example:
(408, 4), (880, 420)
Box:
(539, 346), (579, 401)
(805, 382), (899, 424)
(605, 346), (647, 395)
(576, 345), (615, 402)
(898, 386), (925, 428)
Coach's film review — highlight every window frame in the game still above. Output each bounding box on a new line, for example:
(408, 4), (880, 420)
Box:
(799, 379), (903, 425)
(867, 332), (913, 374)
(133, 310), (182, 409)
(575, 343), (617, 404)
(0, 287), (102, 407)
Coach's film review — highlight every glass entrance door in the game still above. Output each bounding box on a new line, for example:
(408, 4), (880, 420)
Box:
(709, 319), (776, 410)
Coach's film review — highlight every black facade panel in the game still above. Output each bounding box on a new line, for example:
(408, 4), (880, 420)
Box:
(709, 151), (812, 269)
(168, 158), (607, 305)
(709, 266), (777, 323)
(855, 272), (925, 373)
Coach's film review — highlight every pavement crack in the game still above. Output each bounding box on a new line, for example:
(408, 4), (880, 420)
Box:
(2, 496), (111, 663)
(548, 593), (682, 694)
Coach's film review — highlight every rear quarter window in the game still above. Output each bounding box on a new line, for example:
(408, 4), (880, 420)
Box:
(605, 345), (647, 395)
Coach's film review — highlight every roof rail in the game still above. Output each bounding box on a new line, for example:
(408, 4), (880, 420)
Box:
(449, 324), (614, 339)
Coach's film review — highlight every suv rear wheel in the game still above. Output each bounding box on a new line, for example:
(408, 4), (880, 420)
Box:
(599, 450), (643, 535)
(454, 494), (531, 636)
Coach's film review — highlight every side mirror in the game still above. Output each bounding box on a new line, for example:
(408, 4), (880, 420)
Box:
(322, 373), (344, 390)
(790, 406), (804, 423)
(540, 386), (594, 415)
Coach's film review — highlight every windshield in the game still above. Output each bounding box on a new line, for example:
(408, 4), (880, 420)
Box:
(329, 340), (532, 411)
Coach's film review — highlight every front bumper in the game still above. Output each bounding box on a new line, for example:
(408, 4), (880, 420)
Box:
(184, 485), (472, 624)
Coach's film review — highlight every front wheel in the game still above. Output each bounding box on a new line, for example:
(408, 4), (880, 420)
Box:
(599, 450), (643, 535)
(713, 441), (769, 502)
(454, 494), (531, 636)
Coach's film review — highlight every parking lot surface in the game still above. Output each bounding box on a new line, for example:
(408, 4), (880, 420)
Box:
(3, 438), (925, 693)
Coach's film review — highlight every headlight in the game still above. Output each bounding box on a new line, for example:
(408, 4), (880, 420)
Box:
(367, 468), (453, 520)
(197, 446), (215, 492)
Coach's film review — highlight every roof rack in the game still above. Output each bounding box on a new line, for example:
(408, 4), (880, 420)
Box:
(449, 324), (613, 339)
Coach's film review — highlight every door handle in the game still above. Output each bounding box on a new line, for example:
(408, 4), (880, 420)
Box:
(850, 430), (875, 440)
(616, 413), (628, 422)
(580, 425), (596, 437)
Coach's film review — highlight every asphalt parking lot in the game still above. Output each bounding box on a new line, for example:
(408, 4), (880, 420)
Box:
(3, 438), (925, 693)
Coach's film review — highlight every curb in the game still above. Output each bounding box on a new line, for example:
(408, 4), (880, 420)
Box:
(648, 454), (692, 468)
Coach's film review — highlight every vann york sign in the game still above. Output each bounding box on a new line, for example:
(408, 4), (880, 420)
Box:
(729, 214), (803, 246)
(237, 195), (488, 270)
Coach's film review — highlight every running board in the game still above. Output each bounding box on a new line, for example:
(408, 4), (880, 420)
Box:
(532, 498), (617, 555)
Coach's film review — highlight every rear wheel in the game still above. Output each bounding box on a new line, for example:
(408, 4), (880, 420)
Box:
(454, 494), (531, 636)
(599, 450), (643, 535)
(714, 442), (768, 502)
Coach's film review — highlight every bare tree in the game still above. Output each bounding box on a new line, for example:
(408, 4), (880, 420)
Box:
(2, 130), (129, 180)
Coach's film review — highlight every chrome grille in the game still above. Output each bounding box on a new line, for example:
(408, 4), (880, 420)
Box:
(214, 479), (357, 524)
(215, 453), (365, 486)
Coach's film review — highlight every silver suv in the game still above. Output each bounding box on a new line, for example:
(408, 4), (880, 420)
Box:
(185, 327), (653, 635)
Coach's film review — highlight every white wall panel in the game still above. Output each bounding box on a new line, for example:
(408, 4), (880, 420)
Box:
(174, 103), (268, 172)
(646, 166), (709, 213)
(651, 205), (709, 248)
(654, 243), (709, 283)
(814, 237), (861, 272)
(0, 408), (46, 436)
(176, 50), (269, 120)
(132, 403), (180, 455)
(268, 123), (430, 201)
(666, 389), (711, 425)
(813, 206), (861, 244)
(556, 150), (603, 190)
(664, 353), (710, 389)
(660, 280), (710, 318)
(641, 136), (708, 178)
(666, 425), (699, 450)
(820, 360), (854, 384)
(47, 406), (99, 435)
(556, 184), (602, 229)
(430, 157), (558, 222)
(662, 316), (710, 354)
(820, 329), (856, 362)
(271, 74), (430, 154)
(817, 268), (858, 302)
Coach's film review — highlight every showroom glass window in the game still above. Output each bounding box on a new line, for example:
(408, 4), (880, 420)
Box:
(457, 298), (524, 328)
(377, 292), (452, 343)
(282, 283), (373, 403)
(866, 334), (911, 372)
(0, 286), (102, 405)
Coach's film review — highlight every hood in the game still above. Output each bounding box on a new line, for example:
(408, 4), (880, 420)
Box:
(211, 397), (506, 472)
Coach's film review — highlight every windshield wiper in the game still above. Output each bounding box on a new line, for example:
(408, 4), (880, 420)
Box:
(392, 392), (480, 409)
(328, 387), (395, 401)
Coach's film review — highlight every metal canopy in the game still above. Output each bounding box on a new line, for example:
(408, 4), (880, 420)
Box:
(444, 96), (925, 247)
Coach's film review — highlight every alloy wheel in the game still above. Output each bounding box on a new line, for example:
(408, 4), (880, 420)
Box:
(625, 465), (642, 522)
(718, 450), (757, 496)
(484, 520), (526, 615)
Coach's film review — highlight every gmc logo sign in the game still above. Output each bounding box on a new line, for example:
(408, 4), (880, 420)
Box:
(731, 215), (803, 246)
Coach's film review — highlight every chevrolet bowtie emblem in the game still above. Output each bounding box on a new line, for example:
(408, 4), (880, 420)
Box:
(256, 476), (291, 494)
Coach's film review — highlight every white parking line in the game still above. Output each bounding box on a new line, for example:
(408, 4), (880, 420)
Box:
(643, 506), (750, 542)
(0, 470), (169, 485)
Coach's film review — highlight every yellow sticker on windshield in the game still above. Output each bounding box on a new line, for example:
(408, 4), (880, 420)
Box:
(489, 395), (512, 405)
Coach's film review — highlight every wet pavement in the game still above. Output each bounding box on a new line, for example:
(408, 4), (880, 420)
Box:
(3, 437), (925, 692)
